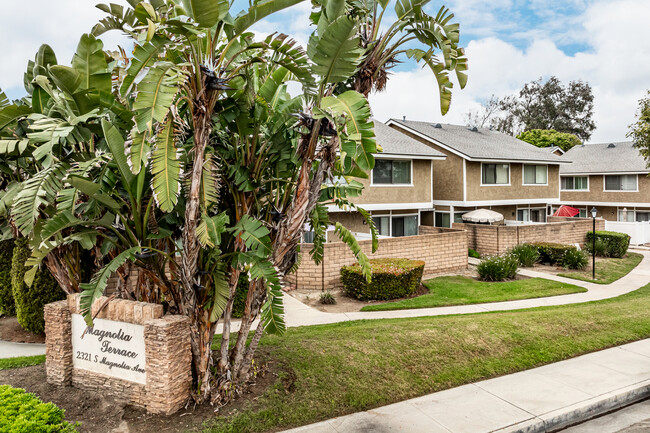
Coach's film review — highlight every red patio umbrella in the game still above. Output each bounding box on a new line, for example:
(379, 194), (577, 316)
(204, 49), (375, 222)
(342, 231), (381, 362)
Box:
(552, 205), (580, 217)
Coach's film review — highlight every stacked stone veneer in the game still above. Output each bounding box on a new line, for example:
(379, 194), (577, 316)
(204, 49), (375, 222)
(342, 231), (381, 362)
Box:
(44, 295), (191, 415)
(453, 217), (607, 256)
(286, 227), (468, 290)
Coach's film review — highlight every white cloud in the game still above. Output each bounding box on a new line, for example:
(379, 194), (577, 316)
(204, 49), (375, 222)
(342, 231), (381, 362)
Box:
(0, 0), (130, 97)
(370, 0), (650, 143)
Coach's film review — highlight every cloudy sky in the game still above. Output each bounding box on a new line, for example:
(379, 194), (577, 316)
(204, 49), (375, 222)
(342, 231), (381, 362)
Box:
(1, 0), (648, 143)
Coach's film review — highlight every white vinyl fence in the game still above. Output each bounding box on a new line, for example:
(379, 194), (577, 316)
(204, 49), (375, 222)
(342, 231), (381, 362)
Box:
(605, 221), (650, 245)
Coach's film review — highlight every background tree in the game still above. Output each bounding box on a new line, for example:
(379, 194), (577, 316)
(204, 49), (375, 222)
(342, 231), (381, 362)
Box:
(629, 90), (650, 161)
(465, 76), (595, 141)
(517, 129), (581, 152)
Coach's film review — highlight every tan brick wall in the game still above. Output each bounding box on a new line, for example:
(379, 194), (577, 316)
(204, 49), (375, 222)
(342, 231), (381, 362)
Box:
(45, 296), (191, 415)
(454, 218), (606, 256)
(286, 227), (468, 290)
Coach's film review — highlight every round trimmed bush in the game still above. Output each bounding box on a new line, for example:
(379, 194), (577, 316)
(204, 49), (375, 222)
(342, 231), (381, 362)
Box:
(11, 239), (65, 334)
(0, 239), (15, 315)
(477, 254), (519, 281)
(586, 231), (630, 258)
(0, 385), (78, 432)
(341, 258), (425, 301)
(509, 243), (540, 267)
(529, 242), (577, 265)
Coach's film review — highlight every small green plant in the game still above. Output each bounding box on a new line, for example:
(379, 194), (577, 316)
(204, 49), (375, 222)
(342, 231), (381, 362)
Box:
(341, 258), (425, 301)
(0, 385), (78, 432)
(509, 244), (540, 267)
(476, 254), (519, 281)
(562, 248), (589, 270)
(584, 238), (607, 257)
(586, 231), (630, 258)
(319, 292), (337, 305)
(468, 248), (480, 259)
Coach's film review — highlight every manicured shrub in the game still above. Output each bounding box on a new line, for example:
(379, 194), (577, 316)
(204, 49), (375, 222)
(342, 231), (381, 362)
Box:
(0, 384), (78, 432)
(11, 239), (64, 334)
(319, 292), (337, 305)
(509, 243), (540, 267)
(562, 248), (589, 270)
(585, 237), (608, 257)
(529, 242), (577, 265)
(586, 231), (630, 258)
(0, 239), (15, 315)
(476, 254), (519, 281)
(468, 248), (480, 259)
(341, 258), (425, 301)
(232, 273), (251, 319)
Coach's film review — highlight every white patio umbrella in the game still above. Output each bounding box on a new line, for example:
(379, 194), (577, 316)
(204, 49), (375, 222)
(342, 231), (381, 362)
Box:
(461, 209), (504, 224)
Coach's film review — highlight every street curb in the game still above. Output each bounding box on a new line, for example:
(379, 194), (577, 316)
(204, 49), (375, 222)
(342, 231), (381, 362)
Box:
(496, 380), (650, 433)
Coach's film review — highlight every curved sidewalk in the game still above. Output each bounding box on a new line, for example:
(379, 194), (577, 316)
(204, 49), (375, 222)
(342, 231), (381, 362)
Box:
(281, 249), (650, 328)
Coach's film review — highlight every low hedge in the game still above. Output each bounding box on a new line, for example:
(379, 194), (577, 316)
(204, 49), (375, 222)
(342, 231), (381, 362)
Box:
(11, 239), (65, 334)
(341, 258), (425, 301)
(0, 239), (15, 315)
(0, 385), (78, 432)
(529, 242), (577, 265)
(586, 231), (630, 258)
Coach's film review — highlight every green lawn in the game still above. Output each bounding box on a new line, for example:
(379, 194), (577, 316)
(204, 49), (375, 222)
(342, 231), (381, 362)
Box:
(360, 276), (586, 312)
(0, 355), (45, 370)
(204, 282), (650, 433)
(558, 252), (643, 284)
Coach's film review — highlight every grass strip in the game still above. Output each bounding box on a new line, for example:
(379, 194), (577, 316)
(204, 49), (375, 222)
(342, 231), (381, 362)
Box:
(361, 276), (586, 311)
(204, 282), (650, 433)
(558, 252), (643, 284)
(0, 355), (45, 370)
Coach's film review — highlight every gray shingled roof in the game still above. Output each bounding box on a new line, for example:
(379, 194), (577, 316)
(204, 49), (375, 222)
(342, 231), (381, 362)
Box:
(373, 120), (446, 159)
(560, 141), (649, 174)
(388, 119), (570, 164)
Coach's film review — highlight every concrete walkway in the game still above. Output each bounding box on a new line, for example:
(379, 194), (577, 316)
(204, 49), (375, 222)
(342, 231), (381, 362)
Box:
(283, 339), (650, 433)
(0, 341), (46, 359)
(218, 249), (650, 333)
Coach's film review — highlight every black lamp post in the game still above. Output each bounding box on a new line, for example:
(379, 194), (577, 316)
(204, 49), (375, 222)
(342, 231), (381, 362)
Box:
(591, 207), (597, 280)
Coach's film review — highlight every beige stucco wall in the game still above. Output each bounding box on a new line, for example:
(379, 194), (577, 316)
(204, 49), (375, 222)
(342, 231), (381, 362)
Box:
(465, 163), (560, 201)
(560, 174), (650, 206)
(348, 158), (432, 205)
(388, 125), (464, 201)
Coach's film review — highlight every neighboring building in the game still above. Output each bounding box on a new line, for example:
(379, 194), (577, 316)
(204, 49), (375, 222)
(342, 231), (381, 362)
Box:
(385, 119), (571, 226)
(326, 120), (446, 237)
(559, 141), (650, 221)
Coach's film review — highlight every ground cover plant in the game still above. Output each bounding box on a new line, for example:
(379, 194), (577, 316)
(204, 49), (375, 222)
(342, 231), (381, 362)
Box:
(476, 254), (518, 281)
(562, 248), (589, 270)
(558, 252), (643, 284)
(204, 282), (650, 433)
(0, 355), (45, 371)
(341, 258), (425, 300)
(360, 276), (586, 311)
(468, 248), (480, 259)
(0, 385), (78, 432)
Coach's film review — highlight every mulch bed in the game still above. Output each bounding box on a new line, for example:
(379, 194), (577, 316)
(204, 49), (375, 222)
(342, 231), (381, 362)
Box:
(0, 354), (280, 433)
(0, 316), (45, 343)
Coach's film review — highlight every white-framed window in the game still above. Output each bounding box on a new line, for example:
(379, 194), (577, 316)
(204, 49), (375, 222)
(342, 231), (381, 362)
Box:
(617, 209), (635, 222)
(372, 214), (418, 237)
(604, 175), (637, 191)
(481, 163), (510, 185)
(523, 165), (548, 185)
(561, 176), (589, 191)
(517, 207), (546, 223)
(371, 159), (412, 185)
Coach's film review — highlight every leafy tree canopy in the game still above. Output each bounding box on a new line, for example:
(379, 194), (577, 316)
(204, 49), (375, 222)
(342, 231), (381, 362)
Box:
(517, 129), (581, 152)
(628, 90), (650, 163)
(466, 76), (596, 141)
